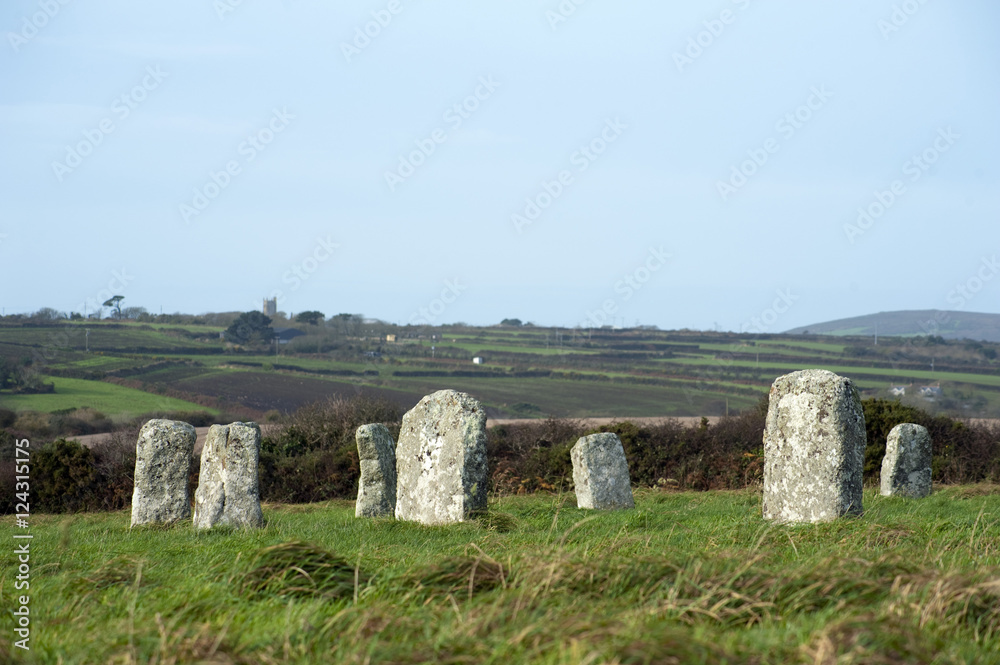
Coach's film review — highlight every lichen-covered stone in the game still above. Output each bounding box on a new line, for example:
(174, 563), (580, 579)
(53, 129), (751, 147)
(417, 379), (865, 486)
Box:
(356, 423), (397, 518)
(762, 369), (866, 523)
(193, 422), (264, 529)
(880, 423), (932, 498)
(131, 419), (196, 527)
(395, 390), (487, 525)
(571, 433), (634, 510)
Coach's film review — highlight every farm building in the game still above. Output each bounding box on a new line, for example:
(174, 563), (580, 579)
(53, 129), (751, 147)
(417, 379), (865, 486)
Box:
(273, 328), (306, 344)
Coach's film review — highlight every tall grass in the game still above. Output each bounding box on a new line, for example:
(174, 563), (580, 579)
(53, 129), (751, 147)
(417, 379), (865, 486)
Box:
(5, 487), (999, 664)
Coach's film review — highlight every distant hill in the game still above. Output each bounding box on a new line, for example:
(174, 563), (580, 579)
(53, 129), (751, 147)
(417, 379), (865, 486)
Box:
(785, 310), (1000, 342)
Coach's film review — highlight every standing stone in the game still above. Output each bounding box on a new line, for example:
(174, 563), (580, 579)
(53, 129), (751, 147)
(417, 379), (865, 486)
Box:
(762, 369), (866, 523)
(880, 423), (932, 498)
(395, 390), (488, 525)
(355, 423), (397, 518)
(131, 419), (196, 527)
(571, 433), (634, 510)
(193, 422), (264, 529)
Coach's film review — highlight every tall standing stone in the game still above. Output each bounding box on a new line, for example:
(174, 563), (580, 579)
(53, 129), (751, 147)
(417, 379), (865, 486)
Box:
(571, 433), (634, 510)
(395, 390), (488, 525)
(131, 419), (196, 527)
(355, 423), (397, 518)
(880, 423), (932, 498)
(762, 369), (866, 523)
(193, 422), (264, 529)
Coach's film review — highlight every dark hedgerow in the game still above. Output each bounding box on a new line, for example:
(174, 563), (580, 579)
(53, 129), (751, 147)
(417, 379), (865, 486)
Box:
(31, 439), (101, 513)
(258, 393), (402, 503)
(6, 394), (999, 513)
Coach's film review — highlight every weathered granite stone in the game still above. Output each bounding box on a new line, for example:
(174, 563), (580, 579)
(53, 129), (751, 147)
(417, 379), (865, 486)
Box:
(131, 419), (196, 527)
(571, 433), (634, 510)
(880, 423), (932, 498)
(762, 369), (866, 523)
(193, 422), (264, 529)
(395, 390), (488, 525)
(355, 423), (397, 518)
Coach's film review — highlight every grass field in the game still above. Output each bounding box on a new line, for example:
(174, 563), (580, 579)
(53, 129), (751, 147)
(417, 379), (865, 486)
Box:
(386, 375), (758, 417)
(755, 340), (849, 353)
(47, 355), (151, 372)
(693, 341), (845, 356)
(7, 487), (999, 664)
(433, 339), (600, 356)
(658, 357), (1000, 387)
(4, 320), (1000, 422)
(0, 376), (217, 417)
(0, 323), (222, 353)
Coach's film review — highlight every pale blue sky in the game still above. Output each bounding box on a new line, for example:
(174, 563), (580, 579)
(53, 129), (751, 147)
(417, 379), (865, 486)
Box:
(2, 0), (998, 331)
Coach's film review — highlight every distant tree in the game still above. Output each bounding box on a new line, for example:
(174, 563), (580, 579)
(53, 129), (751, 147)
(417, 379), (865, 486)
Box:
(121, 306), (148, 320)
(0, 357), (53, 394)
(0, 357), (16, 390)
(69, 312), (83, 321)
(102, 295), (124, 320)
(224, 311), (274, 345)
(333, 313), (363, 335)
(500, 318), (523, 327)
(32, 307), (65, 321)
(295, 310), (325, 326)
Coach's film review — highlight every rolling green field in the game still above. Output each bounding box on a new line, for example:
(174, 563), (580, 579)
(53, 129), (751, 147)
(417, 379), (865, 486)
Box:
(0, 377), (217, 418)
(2, 319), (999, 422)
(658, 357), (1000, 387)
(6, 487), (999, 664)
(0, 324), (221, 353)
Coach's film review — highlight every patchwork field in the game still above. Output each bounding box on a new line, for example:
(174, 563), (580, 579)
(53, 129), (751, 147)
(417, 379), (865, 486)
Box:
(6, 487), (999, 664)
(0, 376), (216, 418)
(2, 320), (999, 427)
